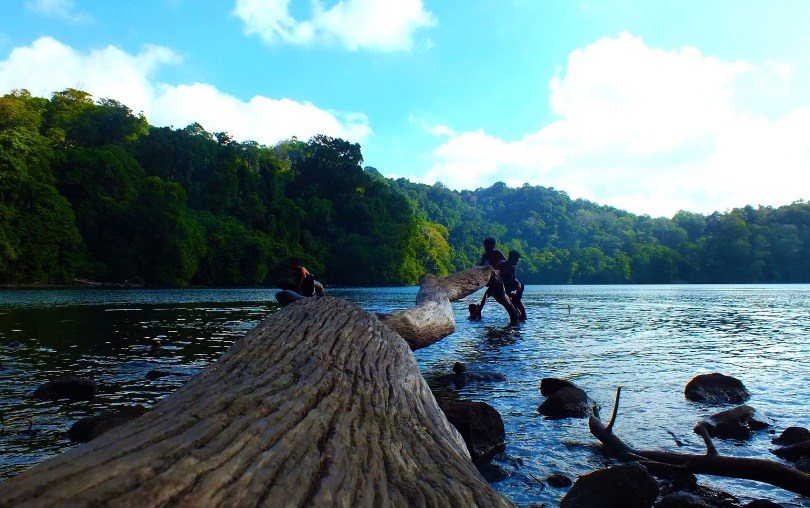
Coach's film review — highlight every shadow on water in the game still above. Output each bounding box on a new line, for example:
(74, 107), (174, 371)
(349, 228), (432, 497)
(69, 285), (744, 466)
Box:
(482, 325), (522, 348)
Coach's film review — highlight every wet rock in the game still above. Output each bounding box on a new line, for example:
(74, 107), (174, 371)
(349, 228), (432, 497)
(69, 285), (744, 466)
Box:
(434, 396), (505, 462)
(743, 500), (784, 508)
(540, 378), (577, 396)
(149, 339), (162, 355)
(146, 369), (172, 380)
(546, 473), (572, 488)
(651, 467), (697, 497)
(475, 461), (511, 483)
(538, 378), (597, 419)
(771, 440), (810, 462)
(655, 493), (712, 507)
(795, 456), (810, 473)
(33, 375), (97, 401)
(68, 405), (149, 443)
(700, 405), (769, 440)
(657, 483), (738, 508)
(684, 373), (749, 404)
(432, 363), (506, 390)
(771, 426), (810, 445)
(560, 463), (658, 508)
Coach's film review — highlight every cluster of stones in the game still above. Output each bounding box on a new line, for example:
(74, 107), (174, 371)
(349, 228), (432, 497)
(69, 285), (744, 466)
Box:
(31, 373), (165, 443)
(532, 372), (809, 507)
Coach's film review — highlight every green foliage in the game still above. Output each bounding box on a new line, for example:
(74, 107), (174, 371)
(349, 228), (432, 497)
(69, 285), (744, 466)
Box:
(0, 124), (82, 283)
(4, 88), (810, 286)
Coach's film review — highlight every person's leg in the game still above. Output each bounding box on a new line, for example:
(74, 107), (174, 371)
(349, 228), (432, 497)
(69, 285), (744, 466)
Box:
(512, 282), (526, 320)
(490, 283), (519, 325)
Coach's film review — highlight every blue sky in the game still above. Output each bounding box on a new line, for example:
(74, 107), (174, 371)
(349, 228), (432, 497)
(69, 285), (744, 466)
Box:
(2, 0), (810, 218)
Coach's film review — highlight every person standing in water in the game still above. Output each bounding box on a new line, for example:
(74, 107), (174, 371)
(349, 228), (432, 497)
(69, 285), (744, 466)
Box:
(495, 250), (526, 321)
(470, 237), (520, 325)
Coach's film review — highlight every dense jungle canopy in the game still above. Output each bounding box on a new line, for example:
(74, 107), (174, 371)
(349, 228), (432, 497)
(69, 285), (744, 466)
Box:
(2, 88), (809, 287)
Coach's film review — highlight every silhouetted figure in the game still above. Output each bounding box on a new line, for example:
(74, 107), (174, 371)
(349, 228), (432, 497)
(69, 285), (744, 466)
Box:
(469, 237), (519, 325)
(287, 258), (325, 297)
(495, 251), (526, 321)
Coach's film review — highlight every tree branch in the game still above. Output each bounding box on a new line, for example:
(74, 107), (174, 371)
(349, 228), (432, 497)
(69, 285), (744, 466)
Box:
(378, 266), (491, 350)
(588, 387), (810, 497)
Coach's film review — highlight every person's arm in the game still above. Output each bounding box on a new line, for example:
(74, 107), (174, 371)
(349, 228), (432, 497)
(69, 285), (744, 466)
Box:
(479, 253), (487, 266)
(295, 267), (308, 294)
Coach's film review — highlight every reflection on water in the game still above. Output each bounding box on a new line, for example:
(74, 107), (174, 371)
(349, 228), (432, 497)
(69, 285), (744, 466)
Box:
(1, 285), (809, 506)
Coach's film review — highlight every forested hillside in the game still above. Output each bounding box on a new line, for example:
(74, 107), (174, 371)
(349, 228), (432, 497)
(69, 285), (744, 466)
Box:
(2, 89), (809, 286)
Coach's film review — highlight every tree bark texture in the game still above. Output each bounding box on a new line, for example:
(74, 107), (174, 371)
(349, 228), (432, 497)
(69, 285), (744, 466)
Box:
(0, 293), (512, 507)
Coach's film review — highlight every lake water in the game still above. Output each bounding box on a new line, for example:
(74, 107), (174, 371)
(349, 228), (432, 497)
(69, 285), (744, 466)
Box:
(1, 285), (808, 506)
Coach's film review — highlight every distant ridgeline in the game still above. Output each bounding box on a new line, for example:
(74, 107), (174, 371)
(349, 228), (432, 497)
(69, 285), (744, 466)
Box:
(2, 88), (809, 286)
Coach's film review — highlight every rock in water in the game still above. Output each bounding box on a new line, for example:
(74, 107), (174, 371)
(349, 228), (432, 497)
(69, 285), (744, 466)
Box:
(33, 375), (97, 401)
(561, 463), (658, 508)
(684, 373), (749, 404)
(68, 405), (149, 443)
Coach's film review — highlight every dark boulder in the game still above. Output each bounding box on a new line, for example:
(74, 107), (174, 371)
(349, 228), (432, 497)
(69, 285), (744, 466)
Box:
(33, 375), (97, 401)
(540, 377), (578, 396)
(430, 362), (506, 390)
(146, 369), (172, 381)
(684, 373), (749, 404)
(68, 405), (149, 443)
(771, 440), (810, 462)
(538, 378), (597, 419)
(434, 396), (505, 462)
(700, 405), (770, 440)
(771, 426), (810, 445)
(655, 475), (739, 507)
(743, 500), (785, 508)
(560, 463), (659, 508)
(655, 493), (712, 507)
(547, 473), (572, 488)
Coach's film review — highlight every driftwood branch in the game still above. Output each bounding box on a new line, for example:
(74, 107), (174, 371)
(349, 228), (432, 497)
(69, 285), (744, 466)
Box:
(589, 388), (810, 497)
(0, 272), (511, 507)
(378, 266), (491, 350)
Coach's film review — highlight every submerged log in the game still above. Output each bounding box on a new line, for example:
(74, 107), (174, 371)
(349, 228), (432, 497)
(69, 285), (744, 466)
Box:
(0, 269), (510, 507)
(588, 387), (810, 498)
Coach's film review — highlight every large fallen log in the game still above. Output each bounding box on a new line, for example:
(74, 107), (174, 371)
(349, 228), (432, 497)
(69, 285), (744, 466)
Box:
(589, 387), (810, 498)
(0, 269), (510, 507)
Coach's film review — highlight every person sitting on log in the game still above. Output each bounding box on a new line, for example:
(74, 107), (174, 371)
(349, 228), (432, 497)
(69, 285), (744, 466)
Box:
(468, 237), (519, 325)
(289, 258), (325, 297)
(495, 250), (526, 321)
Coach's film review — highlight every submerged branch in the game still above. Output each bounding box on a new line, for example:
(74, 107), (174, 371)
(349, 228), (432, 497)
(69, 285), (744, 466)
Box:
(589, 387), (810, 497)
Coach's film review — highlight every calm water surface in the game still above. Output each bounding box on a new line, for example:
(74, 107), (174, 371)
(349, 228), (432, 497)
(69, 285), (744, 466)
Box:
(1, 285), (808, 506)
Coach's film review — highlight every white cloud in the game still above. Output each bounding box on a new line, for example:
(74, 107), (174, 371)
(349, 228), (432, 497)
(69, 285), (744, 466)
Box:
(24, 0), (92, 23)
(232, 0), (435, 52)
(152, 83), (371, 144)
(0, 37), (371, 146)
(417, 32), (810, 217)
